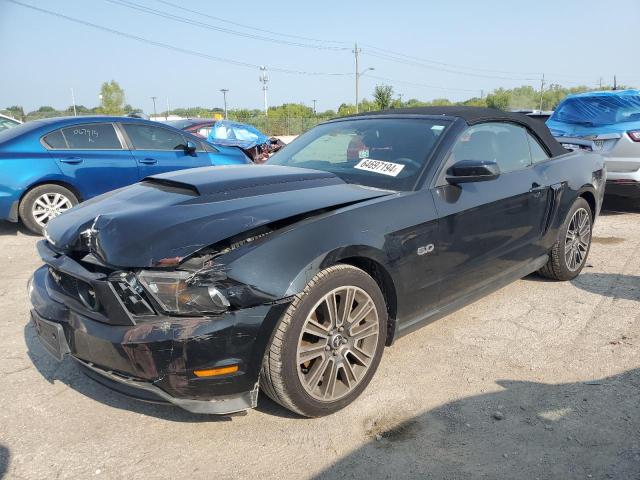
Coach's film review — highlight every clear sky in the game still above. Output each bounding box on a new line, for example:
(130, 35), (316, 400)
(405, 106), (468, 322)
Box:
(1, 0), (638, 114)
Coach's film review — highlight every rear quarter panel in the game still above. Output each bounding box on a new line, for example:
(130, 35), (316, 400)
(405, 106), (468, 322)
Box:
(0, 136), (66, 221)
(534, 150), (605, 248)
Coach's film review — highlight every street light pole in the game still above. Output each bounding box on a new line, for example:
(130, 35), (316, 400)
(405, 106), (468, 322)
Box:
(355, 66), (375, 114)
(150, 96), (157, 120)
(70, 88), (77, 116)
(220, 89), (229, 119)
(259, 66), (269, 115)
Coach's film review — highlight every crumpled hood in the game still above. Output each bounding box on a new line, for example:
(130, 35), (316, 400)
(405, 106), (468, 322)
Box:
(45, 165), (391, 268)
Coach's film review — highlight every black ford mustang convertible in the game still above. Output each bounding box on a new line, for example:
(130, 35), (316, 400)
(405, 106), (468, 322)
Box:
(29, 107), (605, 417)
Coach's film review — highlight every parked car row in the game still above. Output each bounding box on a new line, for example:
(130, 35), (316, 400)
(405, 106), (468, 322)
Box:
(166, 118), (286, 162)
(26, 106), (606, 417)
(547, 89), (640, 202)
(0, 116), (251, 233)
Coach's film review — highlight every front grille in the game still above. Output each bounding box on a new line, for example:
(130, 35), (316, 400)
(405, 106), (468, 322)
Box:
(48, 267), (100, 312)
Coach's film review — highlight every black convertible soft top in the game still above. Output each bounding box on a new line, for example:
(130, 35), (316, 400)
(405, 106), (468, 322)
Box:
(344, 106), (567, 157)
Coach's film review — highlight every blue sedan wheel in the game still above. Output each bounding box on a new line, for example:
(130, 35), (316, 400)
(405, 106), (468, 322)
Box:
(19, 184), (78, 235)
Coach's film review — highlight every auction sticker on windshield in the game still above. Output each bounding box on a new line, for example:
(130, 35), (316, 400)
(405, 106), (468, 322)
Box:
(354, 159), (405, 177)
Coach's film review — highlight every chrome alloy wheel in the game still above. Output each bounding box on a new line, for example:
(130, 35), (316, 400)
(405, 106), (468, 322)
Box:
(296, 286), (380, 401)
(564, 207), (591, 271)
(32, 193), (73, 227)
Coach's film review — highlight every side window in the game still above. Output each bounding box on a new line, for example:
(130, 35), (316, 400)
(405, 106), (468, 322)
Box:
(122, 124), (187, 151)
(449, 122), (531, 174)
(42, 130), (67, 149)
(527, 133), (550, 163)
(197, 127), (213, 138)
(60, 123), (122, 150)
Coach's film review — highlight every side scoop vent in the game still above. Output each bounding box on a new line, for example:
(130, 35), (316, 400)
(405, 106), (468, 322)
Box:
(140, 178), (200, 196)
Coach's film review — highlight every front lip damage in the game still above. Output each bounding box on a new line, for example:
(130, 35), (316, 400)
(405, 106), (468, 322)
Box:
(74, 358), (260, 415)
(29, 255), (291, 414)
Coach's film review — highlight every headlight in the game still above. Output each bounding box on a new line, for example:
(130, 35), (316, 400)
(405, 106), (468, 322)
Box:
(137, 270), (230, 315)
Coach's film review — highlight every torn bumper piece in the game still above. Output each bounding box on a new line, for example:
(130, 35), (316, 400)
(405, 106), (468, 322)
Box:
(29, 265), (289, 415)
(76, 357), (259, 414)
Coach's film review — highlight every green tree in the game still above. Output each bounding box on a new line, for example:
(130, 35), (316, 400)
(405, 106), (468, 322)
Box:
(485, 88), (511, 110)
(461, 97), (487, 107)
(373, 84), (394, 110)
(4, 105), (25, 121)
(337, 103), (355, 116)
(98, 80), (125, 115)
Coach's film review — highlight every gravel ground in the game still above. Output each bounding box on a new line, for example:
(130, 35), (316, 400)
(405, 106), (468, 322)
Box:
(0, 200), (639, 480)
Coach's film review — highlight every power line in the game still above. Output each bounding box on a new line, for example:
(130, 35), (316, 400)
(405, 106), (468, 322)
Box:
(5, 0), (352, 76)
(366, 74), (479, 93)
(155, 0), (349, 46)
(105, 0), (350, 51)
(361, 43), (542, 77)
(362, 50), (540, 81)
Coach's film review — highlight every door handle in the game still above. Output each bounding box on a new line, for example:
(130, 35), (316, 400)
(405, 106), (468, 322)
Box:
(139, 158), (157, 165)
(59, 157), (83, 164)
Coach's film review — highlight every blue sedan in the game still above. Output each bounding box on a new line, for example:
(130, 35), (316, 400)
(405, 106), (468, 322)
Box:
(0, 116), (251, 233)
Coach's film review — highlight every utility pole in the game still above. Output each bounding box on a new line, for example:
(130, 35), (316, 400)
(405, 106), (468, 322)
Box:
(165, 97), (170, 120)
(354, 42), (361, 113)
(150, 96), (157, 120)
(538, 74), (545, 111)
(220, 89), (229, 119)
(259, 66), (269, 115)
(353, 43), (374, 115)
(599, 77), (603, 89)
(398, 93), (403, 105)
(312, 99), (317, 115)
(613, 75), (617, 90)
(480, 89), (484, 99)
(70, 88), (77, 116)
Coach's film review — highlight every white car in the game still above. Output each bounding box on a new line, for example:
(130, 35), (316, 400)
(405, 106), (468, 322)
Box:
(0, 113), (22, 132)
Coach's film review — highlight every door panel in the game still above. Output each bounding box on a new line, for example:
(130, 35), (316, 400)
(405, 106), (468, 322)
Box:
(431, 121), (553, 308)
(432, 170), (549, 307)
(49, 123), (139, 199)
(120, 123), (210, 178)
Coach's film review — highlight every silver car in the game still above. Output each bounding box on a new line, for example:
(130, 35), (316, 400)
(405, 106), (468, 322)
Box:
(547, 90), (640, 201)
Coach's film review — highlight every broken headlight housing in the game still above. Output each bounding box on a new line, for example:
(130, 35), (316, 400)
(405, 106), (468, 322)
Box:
(137, 270), (230, 315)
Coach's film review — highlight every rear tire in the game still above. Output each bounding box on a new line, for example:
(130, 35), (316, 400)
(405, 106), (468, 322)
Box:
(19, 184), (78, 235)
(260, 265), (387, 417)
(538, 197), (592, 281)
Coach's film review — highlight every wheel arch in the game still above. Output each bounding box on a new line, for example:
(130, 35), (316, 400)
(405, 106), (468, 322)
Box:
(278, 244), (399, 346)
(578, 188), (596, 219)
(336, 255), (399, 346)
(19, 179), (83, 208)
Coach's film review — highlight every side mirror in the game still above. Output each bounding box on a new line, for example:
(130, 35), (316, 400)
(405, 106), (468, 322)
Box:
(185, 141), (197, 156)
(446, 160), (500, 184)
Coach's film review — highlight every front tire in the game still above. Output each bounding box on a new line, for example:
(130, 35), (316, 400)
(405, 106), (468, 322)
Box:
(538, 197), (592, 281)
(260, 265), (387, 417)
(19, 184), (78, 235)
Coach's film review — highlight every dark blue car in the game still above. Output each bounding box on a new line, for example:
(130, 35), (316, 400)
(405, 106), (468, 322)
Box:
(0, 116), (251, 233)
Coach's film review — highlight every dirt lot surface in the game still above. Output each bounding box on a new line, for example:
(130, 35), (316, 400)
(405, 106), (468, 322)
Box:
(1, 201), (639, 480)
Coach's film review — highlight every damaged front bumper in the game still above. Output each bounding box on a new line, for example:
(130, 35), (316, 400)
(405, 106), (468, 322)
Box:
(28, 252), (289, 415)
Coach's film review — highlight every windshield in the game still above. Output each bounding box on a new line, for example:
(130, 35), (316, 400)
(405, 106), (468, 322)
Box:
(267, 118), (449, 191)
(551, 94), (640, 126)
